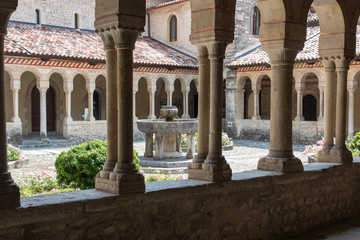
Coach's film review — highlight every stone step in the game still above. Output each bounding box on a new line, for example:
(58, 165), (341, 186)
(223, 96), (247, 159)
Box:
(139, 156), (192, 168)
(141, 167), (188, 174)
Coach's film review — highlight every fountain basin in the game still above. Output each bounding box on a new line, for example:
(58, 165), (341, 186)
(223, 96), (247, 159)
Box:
(137, 118), (198, 161)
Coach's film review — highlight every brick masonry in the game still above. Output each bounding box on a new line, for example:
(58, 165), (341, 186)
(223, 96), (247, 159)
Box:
(0, 161), (359, 239)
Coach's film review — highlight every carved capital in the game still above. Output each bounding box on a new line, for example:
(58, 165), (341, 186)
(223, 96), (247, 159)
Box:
(111, 28), (138, 49)
(264, 48), (299, 67)
(207, 41), (228, 59)
(98, 31), (115, 51)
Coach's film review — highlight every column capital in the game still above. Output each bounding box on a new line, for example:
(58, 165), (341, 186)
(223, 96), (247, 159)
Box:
(111, 28), (139, 50)
(295, 82), (305, 92)
(86, 82), (96, 93)
(98, 31), (115, 51)
(10, 79), (20, 90)
(63, 81), (73, 93)
(206, 41), (228, 59)
(38, 87), (48, 93)
(195, 45), (209, 59)
(264, 48), (299, 67)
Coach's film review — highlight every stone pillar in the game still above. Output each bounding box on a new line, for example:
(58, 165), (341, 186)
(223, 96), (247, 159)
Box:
(133, 87), (138, 121)
(318, 87), (324, 121)
(257, 49), (303, 173)
(0, 0), (20, 209)
(332, 59), (352, 162)
(201, 42), (232, 181)
(186, 133), (195, 159)
(225, 70), (237, 137)
(295, 83), (305, 121)
(10, 79), (21, 123)
(182, 89), (190, 119)
(166, 86), (173, 106)
(96, 33), (118, 179)
(348, 88), (355, 137)
(252, 89), (261, 120)
(86, 83), (96, 122)
(39, 87), (49, 142)
(188, 45), (210, 176)
(238, 89), (245, 119)
(144, 133), (153, 157)
(63, 81), (73, 125)
(318, 58), (352, 163)
(148, 88), (156, 119)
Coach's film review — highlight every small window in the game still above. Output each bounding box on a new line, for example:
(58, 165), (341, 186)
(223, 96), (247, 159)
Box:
(74, 13), (79, 29)
(169, 15), (177, 42)
(35, 9), (40, 25)
(252, 6), (261, 36)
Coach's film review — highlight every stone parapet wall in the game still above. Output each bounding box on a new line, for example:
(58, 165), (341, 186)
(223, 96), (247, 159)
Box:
(1, 161), (360, 239)
(64, 121), (107, 144)
(230, 119), (324, 144)
(6, 122), (22, 145)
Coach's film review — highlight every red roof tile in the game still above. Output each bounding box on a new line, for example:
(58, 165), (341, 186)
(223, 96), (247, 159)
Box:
(4, 22), (197, 68)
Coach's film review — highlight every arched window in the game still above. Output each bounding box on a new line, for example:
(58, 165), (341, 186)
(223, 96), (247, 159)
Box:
(252, 6), (261, 36)
(74, 13), (79, 29)
(169, 15), (177, 42)
(35, 9), (40, 25)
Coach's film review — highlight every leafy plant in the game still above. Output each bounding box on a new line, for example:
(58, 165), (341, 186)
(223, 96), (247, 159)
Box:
(7, 144), (24, 162)
(55, 139), (140, 189)
(348, 132), (360, 157)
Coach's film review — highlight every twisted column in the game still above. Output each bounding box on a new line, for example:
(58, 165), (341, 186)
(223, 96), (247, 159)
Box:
(257, 49), (303, 173)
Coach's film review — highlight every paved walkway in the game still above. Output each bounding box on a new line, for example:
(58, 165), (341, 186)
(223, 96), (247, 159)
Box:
(286, 218), (360, 239)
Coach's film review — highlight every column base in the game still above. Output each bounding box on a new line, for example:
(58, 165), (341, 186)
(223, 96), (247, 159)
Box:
(295, 116), (305, 121)
(252, 115), (261, 120)
(189, 155), (232, 182)
(257, 155), (303, 173)
(181, 114), (190, 119)
(317, 146), (353, 163)
(0, 173), (20, 209)
(95, 170), (145, 194)
(87, 116), (96, 122)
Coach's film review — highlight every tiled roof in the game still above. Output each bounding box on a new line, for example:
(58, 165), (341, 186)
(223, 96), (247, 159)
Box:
(4, 22), (198, 68)
(228, 25), (321, 67)
(147, 0), (188, 11)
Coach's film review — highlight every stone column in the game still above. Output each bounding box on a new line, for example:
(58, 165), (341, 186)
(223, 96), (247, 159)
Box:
(318, 87), (324, 121)
(238, 89), (245, 119)
(39, 87), (49, 142)
(133, 87), (138, 121)
(0, 1), (20, 209)
(295, 84), (304, 121)
(186, 133), (195, 159)
(144, 133), (153, 157)
(201, 42), (232, 181)
(257, 49), (303, 173)
(166, 86), (173, 106)
(225, 70), (237, 137)
(252, 89), (261, 120)
(9, 79), (21, 123)
(348, 88), (355, 137)
(188, 45), (210, 176)
(332, 60), (352, 162)
(63, 81), (73, 125)
(86, 83), (96, 122)
(97, 33), (118, 179)
(148, 88), (156, 119)
(181, 89), (190, 119)
(318, 64), (336, 161)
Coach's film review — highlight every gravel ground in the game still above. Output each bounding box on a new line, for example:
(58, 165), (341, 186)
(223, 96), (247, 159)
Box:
(9, 139), (309, 183)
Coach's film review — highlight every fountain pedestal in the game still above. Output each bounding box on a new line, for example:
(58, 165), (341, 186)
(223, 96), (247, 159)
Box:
(154, 134), (182, 160)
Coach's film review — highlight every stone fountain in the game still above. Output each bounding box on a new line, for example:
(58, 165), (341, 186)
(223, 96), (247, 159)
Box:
(137, 106), (198, 163)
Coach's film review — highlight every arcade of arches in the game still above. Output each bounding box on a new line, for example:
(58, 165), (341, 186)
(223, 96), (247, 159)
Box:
(1, 0), (360, 239)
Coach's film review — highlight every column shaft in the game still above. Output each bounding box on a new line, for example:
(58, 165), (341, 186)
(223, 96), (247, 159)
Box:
(148, 90), (156, 119)
(167, 91), (173, 106)
(348, 90), (355, 137)
(295, 89), (304, 121)
(64, 91), (72, 120)
(323, 68), (336, 148)
(335, 69), (348, 147)
(100, 49), (117, 177)
(257, 61), (303, 173)
(318, 88), (324, 121)
(87, 90), (95, 121)
(133, 90), (137, 120)
(39, 88), (48, 140)
(252, 90), (261, 120)
(11, 89), (20, 122)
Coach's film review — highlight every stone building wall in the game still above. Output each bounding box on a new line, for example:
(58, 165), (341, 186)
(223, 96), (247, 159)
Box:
(1, 162), (360, 239)
(10, 0), (95, 30)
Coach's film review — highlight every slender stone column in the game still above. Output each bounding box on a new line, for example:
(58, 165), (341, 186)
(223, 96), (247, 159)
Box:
(86, 87), (96, 122)
(295, 85), (304, 121)
(133, 88), (138, 120)
(166, 90), (173, 106)
(318, 87), (324, 121)
(348, 89), (355, 137)
(331, 62), (352, 163)
(188, 45), (210, 176)
(63, 87), (73, 124)
(0, 12), (20, 208)
(201, 42), (232, 181)
(238, 89), (245, 119)
(96, 33), (118, 178)
(39, 87), (49, 142)
(252, 89), (261, 120)
(182, 90), (190, 119)
(109, 28), (144, 193)
(148, 88), (156, 119)
(258, 49), (303, 173)
(10, 88), (20, 123)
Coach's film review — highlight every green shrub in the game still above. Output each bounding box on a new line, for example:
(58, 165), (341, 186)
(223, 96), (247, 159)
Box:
(348, 132), (360, 157)
(55, 139), (140, 189)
